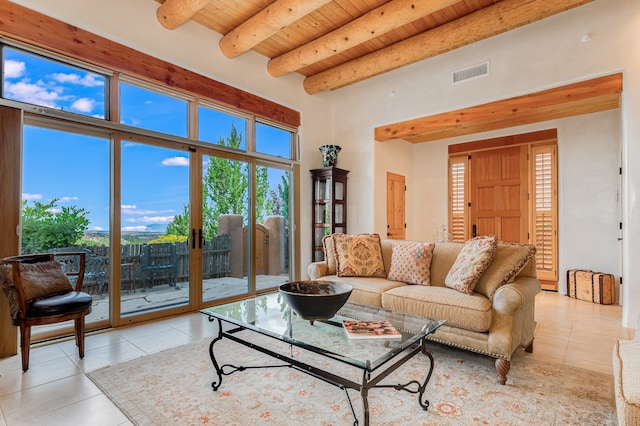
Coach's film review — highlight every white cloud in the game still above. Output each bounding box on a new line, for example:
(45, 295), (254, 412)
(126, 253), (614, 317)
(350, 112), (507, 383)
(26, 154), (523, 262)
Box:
(50, 72), (104, 87)
(137, 216), (175, 224)
(122, 206), (175, 215)
(90, 226), (104, 231)
(58, 196), (79, 202)
(122, 226), (148, 232)
(71, 97), (95, 113)
(5, 81), (60, 108)
(22, 193), (43, 200)
(4, 60), (25, 78)
(162, 157), (189, 166)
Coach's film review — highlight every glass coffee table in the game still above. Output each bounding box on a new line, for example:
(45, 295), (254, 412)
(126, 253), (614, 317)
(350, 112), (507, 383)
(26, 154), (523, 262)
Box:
(200, 292), (445, 426)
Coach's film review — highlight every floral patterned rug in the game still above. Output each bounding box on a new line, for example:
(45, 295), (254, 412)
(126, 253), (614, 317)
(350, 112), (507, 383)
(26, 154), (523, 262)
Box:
(87, 334), (616, 425)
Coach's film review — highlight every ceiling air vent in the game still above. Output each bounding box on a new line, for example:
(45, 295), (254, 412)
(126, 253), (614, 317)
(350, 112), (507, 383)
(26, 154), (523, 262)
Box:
(453, 62), (489, 84)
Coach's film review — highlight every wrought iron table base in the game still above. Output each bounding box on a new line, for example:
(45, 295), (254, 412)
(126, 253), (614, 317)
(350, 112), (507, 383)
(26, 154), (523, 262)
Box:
(207, 316), (435, 426)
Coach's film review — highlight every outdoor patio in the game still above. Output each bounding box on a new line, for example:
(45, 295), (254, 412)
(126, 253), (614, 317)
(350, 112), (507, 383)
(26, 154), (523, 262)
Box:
(88, 274), (289, 322)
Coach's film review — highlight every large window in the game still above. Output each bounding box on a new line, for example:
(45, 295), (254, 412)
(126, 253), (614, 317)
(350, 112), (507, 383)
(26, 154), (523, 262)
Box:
(1, 42), (299, 335)
(198, 104), (248, 150)
(120, 81), (188, 137)
(2, 46), (108, 119)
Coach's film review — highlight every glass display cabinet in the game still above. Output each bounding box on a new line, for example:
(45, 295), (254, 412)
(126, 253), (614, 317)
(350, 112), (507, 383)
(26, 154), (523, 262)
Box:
(310, 167), (349, 262)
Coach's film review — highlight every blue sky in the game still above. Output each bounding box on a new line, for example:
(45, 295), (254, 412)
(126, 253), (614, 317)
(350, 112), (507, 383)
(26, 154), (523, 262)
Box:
(4, 47), (291, 234)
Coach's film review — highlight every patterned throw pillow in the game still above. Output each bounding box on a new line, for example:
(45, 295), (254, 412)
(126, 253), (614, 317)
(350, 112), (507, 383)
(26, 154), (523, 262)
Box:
(445, 236), (498, 294)
(333, 233), (386, 278)
(475, 242), (537, 300)
(17, 261), (73, 302)
(387, 241), (435, 285)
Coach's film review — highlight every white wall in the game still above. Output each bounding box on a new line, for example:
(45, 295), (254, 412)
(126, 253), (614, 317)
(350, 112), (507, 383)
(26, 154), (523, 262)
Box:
(330, 0), (640, 327)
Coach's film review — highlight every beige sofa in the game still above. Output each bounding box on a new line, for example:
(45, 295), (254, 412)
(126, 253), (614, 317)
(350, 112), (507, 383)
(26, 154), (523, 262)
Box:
(308, 236), (541, 385)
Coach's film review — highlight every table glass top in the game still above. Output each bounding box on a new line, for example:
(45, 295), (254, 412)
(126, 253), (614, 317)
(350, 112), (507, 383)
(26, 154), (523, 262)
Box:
(200, 292), (445, 371)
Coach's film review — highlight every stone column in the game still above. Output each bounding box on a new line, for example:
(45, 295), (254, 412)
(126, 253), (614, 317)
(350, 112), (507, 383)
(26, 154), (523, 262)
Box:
(218, 214), (243, 278)
(264, 216), (285, 275)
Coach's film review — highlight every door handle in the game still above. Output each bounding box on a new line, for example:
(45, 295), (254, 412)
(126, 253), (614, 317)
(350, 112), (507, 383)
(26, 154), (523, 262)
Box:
(191, 229), (196, 249)
(472, 224), (477, 238)
(199, 229), (204, 249)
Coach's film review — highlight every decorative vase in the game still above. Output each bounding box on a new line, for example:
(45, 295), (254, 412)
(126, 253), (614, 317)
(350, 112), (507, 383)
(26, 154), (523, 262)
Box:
(319, 144), (341, 168)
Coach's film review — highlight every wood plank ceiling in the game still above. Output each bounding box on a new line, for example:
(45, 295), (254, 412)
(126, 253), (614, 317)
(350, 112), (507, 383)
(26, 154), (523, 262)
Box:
(154, 0), (619, 142)
(155, 0), (594, 95)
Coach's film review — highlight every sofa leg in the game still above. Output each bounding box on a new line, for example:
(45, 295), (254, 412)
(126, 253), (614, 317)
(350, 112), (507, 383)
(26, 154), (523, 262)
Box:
(525, 340), (534, 353)
(495, 359), (510, 385)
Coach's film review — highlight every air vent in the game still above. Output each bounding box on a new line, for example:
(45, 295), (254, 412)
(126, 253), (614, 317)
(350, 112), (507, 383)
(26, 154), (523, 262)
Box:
(453, 62), (489, 84)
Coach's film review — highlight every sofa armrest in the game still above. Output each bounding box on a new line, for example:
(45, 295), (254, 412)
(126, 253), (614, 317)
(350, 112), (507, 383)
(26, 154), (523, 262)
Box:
(308, 262), (328, 280)
(492, 277), (541, 315)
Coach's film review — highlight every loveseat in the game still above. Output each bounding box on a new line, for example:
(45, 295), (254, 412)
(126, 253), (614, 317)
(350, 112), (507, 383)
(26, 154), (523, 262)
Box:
(308, 233), (541, 385)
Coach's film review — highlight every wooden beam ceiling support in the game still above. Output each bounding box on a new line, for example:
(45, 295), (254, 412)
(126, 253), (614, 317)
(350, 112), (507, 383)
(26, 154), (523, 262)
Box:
(303, 0), (595, 94)
(374, 73), (622, 144)
(267, 0), (459, 78)
(219, 0), (333, 59)
(157, 0), (210, 30)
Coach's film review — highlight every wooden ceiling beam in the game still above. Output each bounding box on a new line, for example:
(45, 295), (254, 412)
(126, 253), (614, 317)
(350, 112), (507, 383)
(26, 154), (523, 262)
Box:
(303, 0), (595, 94)
(374, 73), (622, 144)
(267, 0), (460, 78)
(219, 0), (333, 59)
(157, 0), (210, 30)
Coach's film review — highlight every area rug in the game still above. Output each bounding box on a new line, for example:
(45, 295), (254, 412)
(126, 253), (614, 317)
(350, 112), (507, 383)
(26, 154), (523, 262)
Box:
(87, 335), (616, 425)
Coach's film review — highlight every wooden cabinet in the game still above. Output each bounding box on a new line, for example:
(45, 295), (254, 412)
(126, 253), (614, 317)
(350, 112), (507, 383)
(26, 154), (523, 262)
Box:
(311, 167), (349, 262)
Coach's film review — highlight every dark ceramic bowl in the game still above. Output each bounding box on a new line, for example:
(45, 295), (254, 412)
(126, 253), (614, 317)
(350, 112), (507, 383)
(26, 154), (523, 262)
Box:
(279, 280), (353, 323)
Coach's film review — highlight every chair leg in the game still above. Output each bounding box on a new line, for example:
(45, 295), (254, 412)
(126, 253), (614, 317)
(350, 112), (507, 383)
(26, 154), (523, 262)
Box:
(75, 317), (86, 359)
(19, 325), (31, 372)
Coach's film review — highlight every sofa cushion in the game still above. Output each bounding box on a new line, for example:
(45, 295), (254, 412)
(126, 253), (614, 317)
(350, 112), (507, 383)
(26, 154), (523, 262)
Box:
(445, 236), (498, 294)
(475, 242), (537, 300)
(320, 275), (407, 307)
(382, 285), (493, 333)
(334, 233), (386, 278)
(387, 241), (435, 285)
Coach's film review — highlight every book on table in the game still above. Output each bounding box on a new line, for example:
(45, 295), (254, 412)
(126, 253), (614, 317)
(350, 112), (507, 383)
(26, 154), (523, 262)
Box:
(342, 319), (402, 340)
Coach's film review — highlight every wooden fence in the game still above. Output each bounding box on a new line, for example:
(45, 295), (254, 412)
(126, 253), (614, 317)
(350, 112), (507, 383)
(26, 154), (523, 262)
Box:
(68, 234), (232, 288)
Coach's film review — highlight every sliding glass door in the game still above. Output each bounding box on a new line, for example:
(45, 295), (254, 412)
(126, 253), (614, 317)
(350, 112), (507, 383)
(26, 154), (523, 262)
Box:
(21, 123), (111, 331)
(120, 140), (191, 317)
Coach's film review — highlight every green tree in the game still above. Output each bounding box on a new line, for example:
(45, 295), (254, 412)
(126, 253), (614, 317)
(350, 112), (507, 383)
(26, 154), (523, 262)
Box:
(269, 174), (290, 227)
(21, 199), (90, 254)
(166, 204), (190, 237)
(166, 124), (279, 239)
(201, 124), (247, 238)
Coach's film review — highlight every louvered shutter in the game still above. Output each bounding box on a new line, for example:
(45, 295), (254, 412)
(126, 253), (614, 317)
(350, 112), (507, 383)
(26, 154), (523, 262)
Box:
(532, 145), (557, 281)
(449, 156), (468, 242)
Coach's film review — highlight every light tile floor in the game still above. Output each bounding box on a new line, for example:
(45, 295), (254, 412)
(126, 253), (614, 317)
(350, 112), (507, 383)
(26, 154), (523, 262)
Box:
(0, 291), (634, 425)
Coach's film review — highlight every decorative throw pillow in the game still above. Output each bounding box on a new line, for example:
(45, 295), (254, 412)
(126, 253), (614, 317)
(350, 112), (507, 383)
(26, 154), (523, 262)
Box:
(387, 241), (435, 285)
(445, 236), (498, 294)
(17, 260), (73, 302)
(322, 234), (341, 275)
(475, 242), (537, 300)
(333, 233), (386, 278)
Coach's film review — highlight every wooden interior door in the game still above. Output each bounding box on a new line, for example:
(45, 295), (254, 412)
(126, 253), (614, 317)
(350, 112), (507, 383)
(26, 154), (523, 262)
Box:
(386, 172), (406, 239)
(470, 146), (528, 243)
